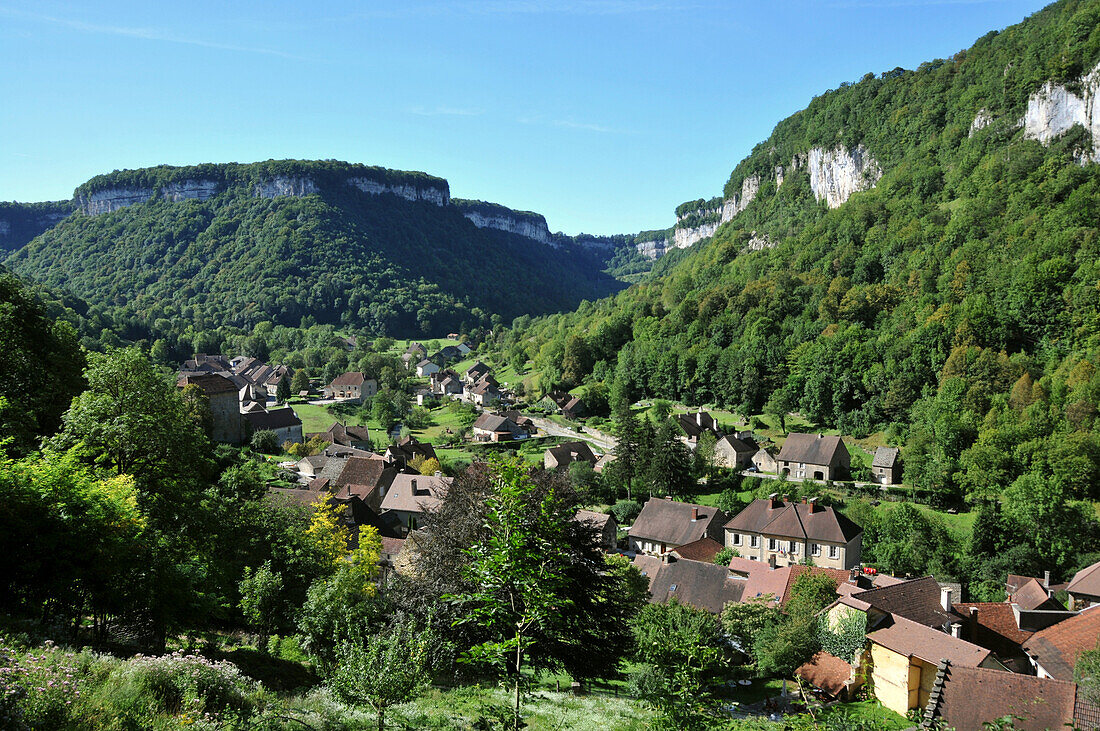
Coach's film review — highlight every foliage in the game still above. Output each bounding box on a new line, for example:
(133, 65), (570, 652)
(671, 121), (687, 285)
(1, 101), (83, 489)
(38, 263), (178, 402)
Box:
(721, 599), (783, 655)
(305, 494), (351, 569)
(817, 608), (868, 665)
(1075, 648), (1100, 706)
(328, 619), (435, 731)
(630, 600), (726, 730)
(785, 572), (839, 621)
(0, 272), (86, 456)
(250, 429), (279, 453)
(8, 160), (624, 340)
(610, 499), (642, 525)
(238, 562), (287, 650)
(714, 546), (736, 565)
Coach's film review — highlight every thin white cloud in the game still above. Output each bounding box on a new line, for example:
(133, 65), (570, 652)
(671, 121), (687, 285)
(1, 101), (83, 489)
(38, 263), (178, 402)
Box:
(827, 0), (1007, 7)
(408, 105), (485, 117)
(517, 114), (628, 134)
(0, 6), (304, 59)
(352, 0), (704, 19)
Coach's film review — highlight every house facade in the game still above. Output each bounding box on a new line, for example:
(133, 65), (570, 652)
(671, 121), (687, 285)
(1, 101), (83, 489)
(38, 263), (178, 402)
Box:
(544, 441), (597, 470)
(628, 497), (726, 556)
(714, 434), (757, 469)
(775, 433), (850, 481)
(323, 372), (378, 403)
(723, 495), (863, 570)
(244, 407), (304, 445)
(872, 446), (902, 485)
(177, 373), (244, 444)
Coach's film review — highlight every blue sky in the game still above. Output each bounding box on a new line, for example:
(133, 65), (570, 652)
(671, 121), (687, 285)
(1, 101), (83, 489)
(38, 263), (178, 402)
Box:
(0, 0), (1050, 234)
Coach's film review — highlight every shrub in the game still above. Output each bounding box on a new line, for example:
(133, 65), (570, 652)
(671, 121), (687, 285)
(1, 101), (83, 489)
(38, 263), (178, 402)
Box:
(610, 499), (642, 525)
(94, 652), (261, 725)
(250, 430), (279, 453)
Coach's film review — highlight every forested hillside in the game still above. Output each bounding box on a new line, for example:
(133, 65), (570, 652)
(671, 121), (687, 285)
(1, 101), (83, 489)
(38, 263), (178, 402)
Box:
(4, 160), (624, 340)
(496, 0), (1100, 573)
(0, 200), (73, 252)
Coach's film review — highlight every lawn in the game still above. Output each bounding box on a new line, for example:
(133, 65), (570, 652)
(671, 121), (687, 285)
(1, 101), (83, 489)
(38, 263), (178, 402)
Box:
(812, 699), (909, 729)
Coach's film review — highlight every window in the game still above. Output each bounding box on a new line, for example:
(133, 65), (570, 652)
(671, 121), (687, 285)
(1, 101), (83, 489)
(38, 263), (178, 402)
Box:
(768, 538), (778, 551)
(812, 543), (821, 556)
(750, 535), (759, 548)
(731, 533), (742, 546)
(799, 462), (805, 469)
(829, 545), (839, 559)
(789, 541), (798, 554)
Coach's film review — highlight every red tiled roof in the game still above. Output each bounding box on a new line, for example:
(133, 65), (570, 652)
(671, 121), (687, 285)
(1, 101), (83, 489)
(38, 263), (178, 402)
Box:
(852, 575), (956, 628)
(935, 665), (1077, 731)
(796, 652), (852, 697)
(1069, 560), (1100, 599)
(672, 537), (724, 563)
(380, 474), (452, 514)
(953, 602), (1034, 647)
(867, 613), (991, 667)
(328, 371), (367, 387)
(1023, 606), (1100, 680)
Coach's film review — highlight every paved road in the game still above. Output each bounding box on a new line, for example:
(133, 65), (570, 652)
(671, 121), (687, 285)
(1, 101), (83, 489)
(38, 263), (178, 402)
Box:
(529, 416), (617, 454)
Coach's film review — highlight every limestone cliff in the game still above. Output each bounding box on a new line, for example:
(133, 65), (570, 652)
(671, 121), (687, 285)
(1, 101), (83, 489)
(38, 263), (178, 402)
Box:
(347, 177), (449, 206)
(251, 176), (318, 199)
(806, 144), (882, 209)
(0, 201), (73, 251)
(1023, 61), (1100, 161)
(452, 199), (553, 245)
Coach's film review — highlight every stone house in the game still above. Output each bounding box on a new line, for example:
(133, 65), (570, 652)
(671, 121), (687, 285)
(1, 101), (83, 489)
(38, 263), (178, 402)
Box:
(244, 407), (303, 445)
(714, 433), (757, 469)
(544, 441), (597, 470)
(323, 372), (378, 404)
(723, 495), (863, 570)
(177, 373), (244, 444)
(872, 446), (902, 485)
(416, 359), (440, 378)
(776, 433), (850, 481)
(677, 410), (722, 445)
(380, 473), (452, 536)
(628, 497), (726, 556)
(751, 447), (778, 473)
(1066, 559), (1100, 610)
(471, 413), (525, 442)
(575, 509), (617, 551)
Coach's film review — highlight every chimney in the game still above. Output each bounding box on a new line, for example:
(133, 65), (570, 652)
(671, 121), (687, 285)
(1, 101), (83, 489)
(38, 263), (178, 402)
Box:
(665, 495), (673, 501)
(817, 433), (823, 439)
(434, 471), (442, 478)
(941, 586), (953, 612)
(1043, 570), (1051, 588)
(697, 410), (703, 427)
(950, 623), (961, 638)
(691, 507), (699, 522)
(808, 497), (819, 513)
(411, 479), (417, 492)
(769, 492), (782, 509)
(801, 497), (807, 505)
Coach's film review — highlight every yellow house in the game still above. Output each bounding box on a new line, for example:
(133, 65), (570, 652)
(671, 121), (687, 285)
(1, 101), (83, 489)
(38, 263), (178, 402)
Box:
(865, 612), (1005, 716)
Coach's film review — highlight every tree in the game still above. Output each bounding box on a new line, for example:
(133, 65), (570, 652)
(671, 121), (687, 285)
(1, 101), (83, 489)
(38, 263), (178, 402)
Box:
(276, 375), (292, 403)
(647, 418), (696, 499)
(290, 368), (311, 394)
(721, 598), (782, 656)
(1075, 649), (1100, 706)
(631, 600), (725, 730)
(238, 561), (287, 650)
(785, 571), (839, 621)
(329, 619), (435, 731)
(0, 273), (86, 456)
(418, 457), (442, 476)
(250, 429), (279, 454)
(448, 458), (577, 729)
(306, 494), (350, 568)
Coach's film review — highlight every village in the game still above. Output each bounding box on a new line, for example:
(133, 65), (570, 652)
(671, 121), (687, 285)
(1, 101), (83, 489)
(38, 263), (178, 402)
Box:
(173, 338), (1100, 730)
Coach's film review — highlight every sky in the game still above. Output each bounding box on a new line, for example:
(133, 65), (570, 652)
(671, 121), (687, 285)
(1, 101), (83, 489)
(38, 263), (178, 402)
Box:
(0, 0), (1052, 235)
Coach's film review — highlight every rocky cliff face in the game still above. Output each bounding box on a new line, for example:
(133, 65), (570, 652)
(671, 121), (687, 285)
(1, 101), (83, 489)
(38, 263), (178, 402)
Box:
(78, 179), (222, 215)
(78, 188), (156, 215)
(1023, 61), (1100, 161)
(252, 176), (318, 199)
(807, 144), (882, 209)
(635, 236), (670, 259)
(347, 177), (450, 206)
(462, 211), (552, 245)
(721, 174), (761, 222)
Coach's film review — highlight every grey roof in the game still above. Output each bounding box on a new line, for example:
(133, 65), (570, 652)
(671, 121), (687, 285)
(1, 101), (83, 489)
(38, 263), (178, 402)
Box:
(851, 575), (956, 628)
(381, 473), (452, 514)
(642, 557), (744, 613)
(472, 413), (517, 432)
(629, 498), (726, 546)
(872, 446), (900, 468)
(776, 433), (846, 466)
(724, 498), (863, 544)
(244, 407), (302, 431)
(717, 435), (756, 454)
(545, 441), (596, 466)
